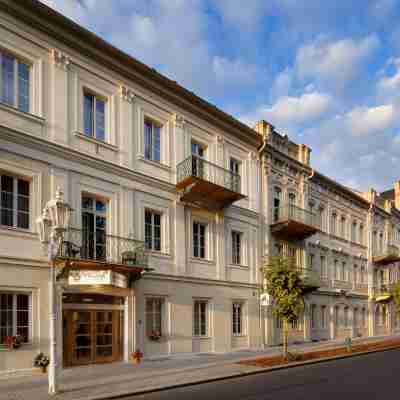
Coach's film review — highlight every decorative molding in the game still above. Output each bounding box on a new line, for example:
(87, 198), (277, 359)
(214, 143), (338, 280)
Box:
(216, 135), (225, 145)
(248, 151), (257, 161)
(171, 113), (185, 128)
(50, 49), (70, 70)
(120, 86), (135, 103)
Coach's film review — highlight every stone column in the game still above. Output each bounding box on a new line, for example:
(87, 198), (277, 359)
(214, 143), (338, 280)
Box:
(303, 302), (311, 342)
(329, 305), (335, 339)
(368, 300), (375, 337)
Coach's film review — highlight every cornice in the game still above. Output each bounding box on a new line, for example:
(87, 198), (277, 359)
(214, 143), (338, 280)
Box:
(0, 0), (262, 149)
(263, 144), (311, 174)
(0, 124), (176, 194)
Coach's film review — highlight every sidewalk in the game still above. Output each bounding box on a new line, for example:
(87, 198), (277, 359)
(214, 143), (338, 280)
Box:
(0, 335), (397, 400)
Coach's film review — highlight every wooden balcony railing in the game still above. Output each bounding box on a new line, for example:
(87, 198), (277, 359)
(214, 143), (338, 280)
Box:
(176, 155), (245, 211)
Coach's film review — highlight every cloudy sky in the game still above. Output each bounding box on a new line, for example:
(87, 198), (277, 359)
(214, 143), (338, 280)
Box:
(41, 0), (400, 192)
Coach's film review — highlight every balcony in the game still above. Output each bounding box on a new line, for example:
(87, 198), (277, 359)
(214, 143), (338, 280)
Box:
(270, 204), (319, 240)
(56, 228), (149, 275)
(372, 244), (400, 265)
(297, 266), (321, 294)
(176, 155), (246, 211)
(373, 283), (395, 302)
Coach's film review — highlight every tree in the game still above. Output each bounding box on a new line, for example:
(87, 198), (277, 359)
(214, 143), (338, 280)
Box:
(260, 256), (305, 359)
(392, 281), (400, 319)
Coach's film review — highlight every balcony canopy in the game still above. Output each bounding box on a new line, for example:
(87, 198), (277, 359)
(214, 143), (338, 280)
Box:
(372, 244), (400, 265)
(176, 155), (246, 211)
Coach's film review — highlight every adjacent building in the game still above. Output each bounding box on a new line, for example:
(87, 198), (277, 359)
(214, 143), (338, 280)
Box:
(0, 0), (399, 375)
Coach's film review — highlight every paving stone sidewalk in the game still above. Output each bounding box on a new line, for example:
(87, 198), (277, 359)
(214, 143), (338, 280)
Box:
(0, 335), (395, 400)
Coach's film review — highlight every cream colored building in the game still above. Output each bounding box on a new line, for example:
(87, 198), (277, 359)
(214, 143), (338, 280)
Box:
(256, 120), (400, 346)
(0, 0), (263, 373)
(0, 0), (399, 376)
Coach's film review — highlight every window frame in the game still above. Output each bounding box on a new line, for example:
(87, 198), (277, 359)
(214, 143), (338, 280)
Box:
(193, 221), (207, 259)
(0, 173), (30, 230)
(0, 50), (30, 113)
(231, 230), (242, 265)
(145, 297), (163, 337)
(193, 300), (208, 337)
(145, 209), (162, 252)
(232, 302), (244, 336)
(0, 292), (31, 345)
(229, 157), (241, 192)
(144, 118), (161, 162)
(83, 91), (107, 142)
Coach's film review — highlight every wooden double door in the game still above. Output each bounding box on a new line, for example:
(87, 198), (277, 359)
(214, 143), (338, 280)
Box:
(63, 309), (122, 367)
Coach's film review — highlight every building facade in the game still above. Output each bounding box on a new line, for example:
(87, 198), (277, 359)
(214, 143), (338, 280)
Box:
(0, 0), (399, 375)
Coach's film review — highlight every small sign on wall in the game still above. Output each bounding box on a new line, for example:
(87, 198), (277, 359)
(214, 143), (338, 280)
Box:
(68, 270), (128, 288)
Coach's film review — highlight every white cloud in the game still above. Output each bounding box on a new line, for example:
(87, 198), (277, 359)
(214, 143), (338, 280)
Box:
(212, 56), (259, 86)
(345, 104), (396, 136)
(270, 68), (293, 99)
(130, 14), (158, 48)
(296, 35), (380, 87)
(377, 57), (400, 94)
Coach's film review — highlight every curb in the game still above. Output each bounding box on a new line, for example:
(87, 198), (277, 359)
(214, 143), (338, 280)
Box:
(73, 344), (400, 400)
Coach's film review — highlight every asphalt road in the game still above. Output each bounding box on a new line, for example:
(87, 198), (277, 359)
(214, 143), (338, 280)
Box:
(126, 348), (400, 400)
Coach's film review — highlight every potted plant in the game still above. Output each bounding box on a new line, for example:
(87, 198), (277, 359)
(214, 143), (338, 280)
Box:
(5, 335), (23, 350)
(148, 330), (161, 341)
(34, 353), (50, 373)
(130, 349), (143, 364)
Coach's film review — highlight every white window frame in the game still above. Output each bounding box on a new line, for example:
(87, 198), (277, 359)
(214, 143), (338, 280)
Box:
(83, 91), (107, 141)
(231, 230), (242, 265)
(0, 173), (30, 230)
(0, 50), (30, 113)
(144, 118), (161, 162)
(320, 255), (327, 279)
(321, 305), (327, 328)
(229, 157), (241, 193)
(232, 302), (244, 336)
(145, 297), (163, 337)
(193, 300), (208, 337)
(0, 292), (31, 344)
(193, 221), (207, 259)
(145, 209), (162, 252)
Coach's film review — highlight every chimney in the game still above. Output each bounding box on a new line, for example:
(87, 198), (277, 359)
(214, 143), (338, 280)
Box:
(254, 120), (274, 142)
(299, 144), (311, 166)
(395, 181), (400, 210)
(367, 188), (377, 204)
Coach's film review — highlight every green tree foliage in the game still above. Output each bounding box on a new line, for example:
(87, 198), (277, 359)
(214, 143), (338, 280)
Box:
(260, 256), (305, 359)
(392, 281), (400, 317)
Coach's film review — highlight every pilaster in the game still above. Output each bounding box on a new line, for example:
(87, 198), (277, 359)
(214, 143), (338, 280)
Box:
(119, 85), (136, 168)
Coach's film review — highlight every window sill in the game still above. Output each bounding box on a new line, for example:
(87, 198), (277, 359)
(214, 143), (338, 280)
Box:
(190, 257), (214, 265)
(228, 264), (249, 270)
(137, 155), (171, 171)
(146, 250), (171, 260)
(0, 225), (36, 238)
(232, 334), (247, 338)
(0, 102), (45, 125)
(192, 336), (212, 340)
(74, 131), (119, 152)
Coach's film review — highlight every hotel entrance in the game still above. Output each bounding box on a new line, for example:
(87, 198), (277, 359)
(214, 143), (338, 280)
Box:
(62, 293), (124, 367)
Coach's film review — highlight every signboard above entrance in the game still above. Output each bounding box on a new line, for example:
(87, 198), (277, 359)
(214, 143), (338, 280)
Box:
(68, 270), (128, 289)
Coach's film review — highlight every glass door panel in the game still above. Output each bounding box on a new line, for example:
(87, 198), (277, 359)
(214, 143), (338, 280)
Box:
(73, 311), (92, 364)
(95, 311), (114, 360)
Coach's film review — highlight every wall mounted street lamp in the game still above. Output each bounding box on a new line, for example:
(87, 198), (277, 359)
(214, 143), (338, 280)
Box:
(36, 188), (73, 395)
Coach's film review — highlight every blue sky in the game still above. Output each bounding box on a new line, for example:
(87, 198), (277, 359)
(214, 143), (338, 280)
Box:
(41, 0), (400, 192)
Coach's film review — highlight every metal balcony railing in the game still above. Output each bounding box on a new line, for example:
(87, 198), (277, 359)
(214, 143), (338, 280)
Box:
(177, 155), (242, 194)
(57, 228), (148, 268)
(272, 204), (320, 229)
(372, 244), (400, 265)
(373, 283), (395, 298)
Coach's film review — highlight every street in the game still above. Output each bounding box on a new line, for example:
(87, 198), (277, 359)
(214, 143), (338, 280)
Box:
(127, 349), (400, 400)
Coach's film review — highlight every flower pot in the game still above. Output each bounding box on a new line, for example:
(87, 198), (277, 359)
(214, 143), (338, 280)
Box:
(41, 365), (47, 374)
(132, 358), (141, 364)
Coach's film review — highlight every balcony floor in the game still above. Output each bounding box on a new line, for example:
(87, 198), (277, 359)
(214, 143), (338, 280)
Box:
(270, 219), (318, 241)
(177, 175), (246, 211)
(372, 255), (400, 265)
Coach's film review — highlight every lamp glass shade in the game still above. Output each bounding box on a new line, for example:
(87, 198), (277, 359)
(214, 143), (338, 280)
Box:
(36, 210), (52, 244)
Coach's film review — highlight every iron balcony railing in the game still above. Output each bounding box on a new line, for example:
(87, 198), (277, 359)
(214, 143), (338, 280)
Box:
(373, 283), (396, 298)
(57, 228), (148, 268)
(272, 203), (320, 229)
(177, 155), (242, 194)
(372, 244), (400, 259)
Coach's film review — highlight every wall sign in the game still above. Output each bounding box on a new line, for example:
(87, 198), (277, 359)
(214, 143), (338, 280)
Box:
(68, 270), (128, 289)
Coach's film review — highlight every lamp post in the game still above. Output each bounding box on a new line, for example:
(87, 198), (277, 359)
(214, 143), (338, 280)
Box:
(36, 188), (73, 395)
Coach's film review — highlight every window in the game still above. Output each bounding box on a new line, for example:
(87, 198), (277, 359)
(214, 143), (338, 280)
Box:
(191, 142), (205, 158)
(0, 292), (30, 344)
(231, 231), (242, 265)
(232, 303), (243, 336)
(311, 304), (316, 329)
(361, 266), (365, 283)
(229, 158), (241, 192)
(334, 306), (339, 327)
(145, 210), (161, 251)
(334, 260), (340, 280)
(291, 318), (299, 329)
(353, 308), (358, 327)
(84, 92), (105, 141)
(342, 262), (346, 281)
(145, 298), (162, 337)
(193, 300), (208, 336)
(344, 307), (349, 328)
(193, 222), (206, 259)
(331, 213), (337, 235)
(0, 174), (29, 229)
(0, 51), (30, 113)
(82, 196), (107, 260)
(273, 187), (282, 222)
(379, 233), (384, 253)
(359, 225), (364, 245)
(144, 119), (161, 162)
(318, 207), (325, 231)
(353, 265), (358, 283)
(320, 256), (327, 279)
(340, 216), (346, 238)
(309, 253), (314, 270)
(362, 308), (367, 328)
(321, 306), (327, 328)
(276, 316), (283, 329)
(351, 221), (357, 242)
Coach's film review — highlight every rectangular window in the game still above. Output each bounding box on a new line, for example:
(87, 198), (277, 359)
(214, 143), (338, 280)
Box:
(231, 231), (241, 265)
(311, 304), (316, 329)
(193, 300), (208, 336)
(342, 262), (346, 281)
(320, 256), (327, 279)
(0, 292), (30, 344)
(351, 221), (357, 243)
(344, 307), (349, 328)
(145, 210), (161, 251)
(145, 298), (162, 337)
(229, 158), (241, 192)
(309, 253), (314, 269)
(0, 174), (30, 229)
(232, 303), (243, 336)
(0, 51), (30, 112)
(144, 119), (161, 162)
(331, 213), (337, 235)
(193, 222), (206, 259)
(81, 195), (107, 260)
(83, 93), (106, 141)
(321, 306), (327, 328)
(334, 260), (340, 280)
(340, 216), (346, 238)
